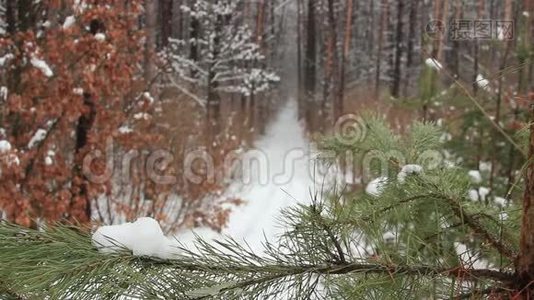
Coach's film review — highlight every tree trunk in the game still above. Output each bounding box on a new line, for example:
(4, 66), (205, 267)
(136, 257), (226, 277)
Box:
(297, 0), (303, 120)
(450, 0), (462, 77)
(337, 0), (353, 120)
(517, 104), (534, 297)
(437, 0), (449, 63)
(391, 0), (404, 98)
(6, 0), (16, 34)
(517, 2), (534, 291)
(304, 0), (317, 126)
(256, 0), (265, 47)
(207, 12), (223, 135)
(404, 0), (418, 96)
(17, 0), (34, 31)
(144, 0), (158, 88)
(406, 0), (418, 68)
(72, 94), (96, 222)
(367, 0), (375, 86)
(189, 16), (200, 62)
(304, 0), (316, 96)
(473, 42), (479, 95)
(160, 0), (173, 48)
(326, 0), (338, 122)
(375, 0), (389, 99)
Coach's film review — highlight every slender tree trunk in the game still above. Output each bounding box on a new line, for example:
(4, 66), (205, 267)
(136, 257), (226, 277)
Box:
(6, 0), (16, 34)
(437, 0), (449, 63)
(337, 0), (353, 120)
(526, 0), (534, 93)
(490, 42), (511, 191)
(256, 0), (266, 48)
(375, 0), (389, 99)
(297, 0), (303, 120)
(190, 17), (200, 63)
(391, 0), (404, 98)
(517, 104), (534, 298)
(431, 0), (442, 58)
(490, 1), (514, 191)
(450, 0), (462, 76)
(367, 0), (375, 86)
(305, 0), (316, 95)
(406, 0), (418, 68)
(516, 3), (534, 292)
(72, 94), (96, 222)
(472, 0), (485, 96)
(160, 0), (173, 48)
(6, 0), (19, 94)
(473, 42), (479, 95)
(326, 0), (338, 121)
(304, 0), (317, 125)
(144, 0), (158, 89)
(208, 13), (223, 135)
(17, 0), (34, 32)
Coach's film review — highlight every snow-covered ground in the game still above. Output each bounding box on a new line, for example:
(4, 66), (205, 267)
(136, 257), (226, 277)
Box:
(177, 99), (320, 252)
(222, 100), (317, 252)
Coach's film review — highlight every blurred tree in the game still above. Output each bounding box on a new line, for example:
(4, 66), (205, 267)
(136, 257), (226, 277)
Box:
(0, 0), (154, 226)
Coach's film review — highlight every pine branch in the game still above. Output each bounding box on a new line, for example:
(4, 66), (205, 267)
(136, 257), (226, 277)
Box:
(436, 193), (518, 261)
(0, 222), (515, 299)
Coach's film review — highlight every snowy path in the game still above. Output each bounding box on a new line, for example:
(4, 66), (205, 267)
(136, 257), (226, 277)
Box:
(176, 100), (321, 252)
(222, 99), (317, 252)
